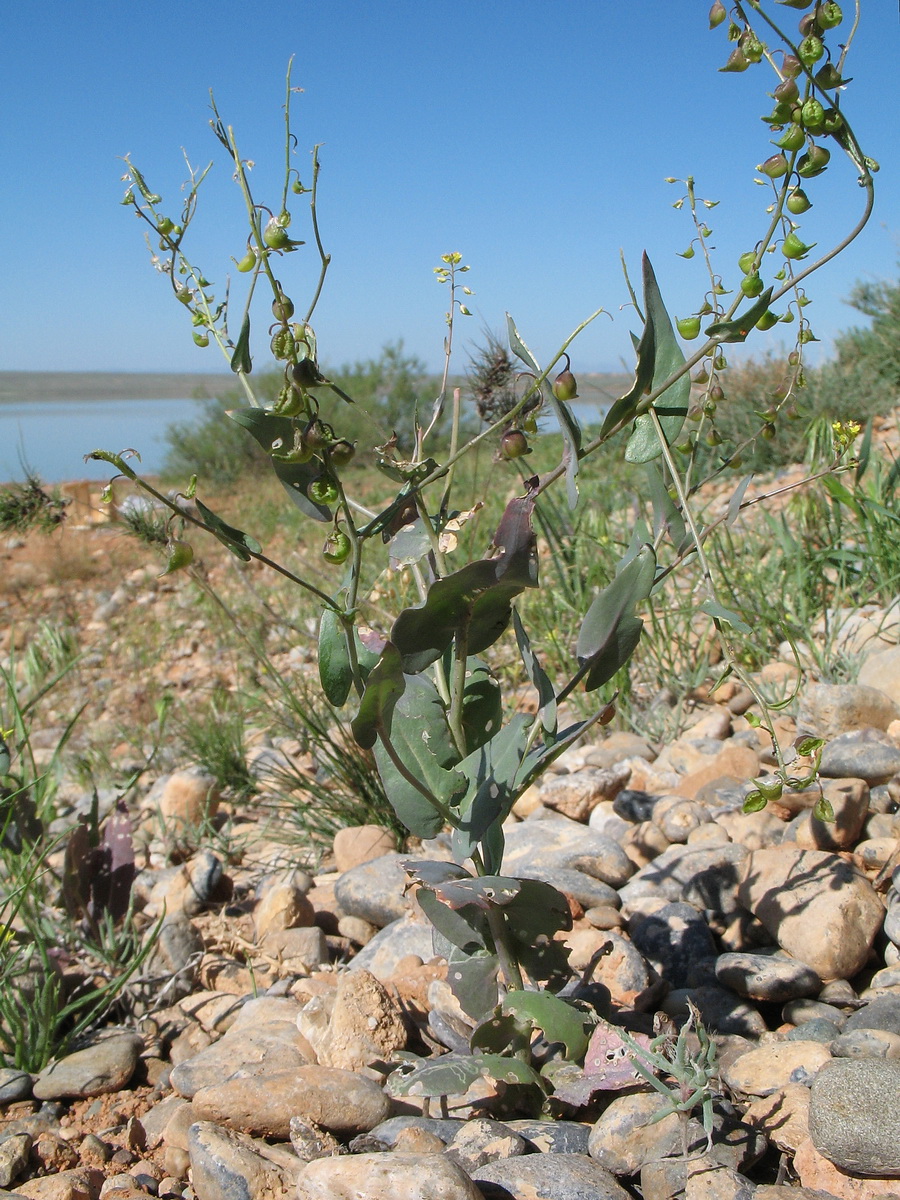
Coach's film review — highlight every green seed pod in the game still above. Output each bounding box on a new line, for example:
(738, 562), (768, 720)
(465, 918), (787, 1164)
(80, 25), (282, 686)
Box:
(322, 530), (351, 565)
(758, 153), (789, 178)
(756, 310), (779, 331)
(160, 540), (194, 577)
(192, 332), (209, 348)
(778, 0), (813, 8)
(500, 429), (531, 459)
(801, 98), (826, 132)
(703, 398), (718, 417)
(781, 54), (802, 77)
(273, 436), (315, 463)
(797, 144), (831, 177)
(291, 358), (323, 388)
(705, 428), (724, 447)
(236, 250), (256, 273)
(553, 356), (578, 401)
(157, 216), (175, 235)
(720, 46), (750, 72)
(270, 329), (294, 360)
(822, 108), (844, 134)
(741, 273), (765, 298)
(786, 187), (812, 214)
(738, 250), (758, 275)
(709, 384), (726, 403)
(272, 292), (295, 322)
(263, 218), (291, 250)
(329, 440), (357, 468)
(776, 123), (806, 152)
(708, 1), (726, 27)
(783, 231), (814, 260)
(740, 30), (765, 62)
(816, 1), (843, 29)
(761, 423), (777, 441)
(788, 350), (801, 366)
(798, 326), (817, 344)
(688, 405), (704, 423)
(693, 366), (710, 385)
(764, 100), (795, 126)
(675, 439), (694, 455)
(309, 479), (339, 506)
(798, 34), (824, 67)
(676, 316), (702, 340)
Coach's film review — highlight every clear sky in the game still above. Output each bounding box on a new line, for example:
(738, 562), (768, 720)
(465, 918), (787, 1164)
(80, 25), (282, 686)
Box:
(2, 2), (896, 378)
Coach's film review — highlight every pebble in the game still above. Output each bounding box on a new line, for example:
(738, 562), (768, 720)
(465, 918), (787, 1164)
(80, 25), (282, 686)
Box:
(736, 847), (884, 980)
(797, 682), (900, 738)
(858, 645), (900, 706)
(0, 1132), (31, 1188)
(612, 789), (658, 824)
(295, 1152), (484, 1200)
(831, 1028), (900, 1058)
(252, 878), (314, 938)
(158, 766), (220, 829)
(661, 985), (767, 1036)
(715, 951), (821, 1002)
(333, 852), (410, 927)
(32, 1033), (143, 1100)
(506, 1119), (591, 1154)
(538, 764), (631, 821)
(843, 993), (900, 1036)
(333, 824), (396, 873)
(744, 1083), (811, 1153)
(297, 968), (407, 1070)
(809, 1057), (900, 1176)
(787, 1019), (843, 1044)
(13, 1165), (106, 1198)
(476, 1152), (631, 1199)
(0, 1069), (34, 1105)
(721, 1041), (833, 1096)
(806, 777), (870, 850)
(587, 1091), (683, 1175)
(618, 842), (748, 910)
(187, 1120), (294, 1200)
(348, 914), (436, 980)
(191, 1064), (391, 1137)
(818, 730), (900, 785)
(444, 1117), (525, 1172)
(628, 901), (718, 988)
(783, 998), (847, 1027)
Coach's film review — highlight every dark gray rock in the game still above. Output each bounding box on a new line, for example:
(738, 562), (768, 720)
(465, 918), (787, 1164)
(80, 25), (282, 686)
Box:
(476, 1152), (630, 1199)
(786, 1019), (843, 1044)
(783, 999), (847, 1027)
(506, 1120), (591, 1154)
(188, 1120), (293, 1200)
(0, 1069), (32, 1106)
(844, 993), (900, 1036)
(715, 951), (821, 1003)
(809, 1058), (900, 1176)
(664, 986), (767, 1037)
(364, 1115), (464, 1147)
(818, 728), (900, 785)
(613, 789), (658, 823)
(629, 902), (717, 988)
(334, 852), (409, 927)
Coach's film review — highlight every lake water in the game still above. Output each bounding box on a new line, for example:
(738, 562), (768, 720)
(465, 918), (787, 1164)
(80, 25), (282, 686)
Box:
(0, 397), (206, 485)
(0, 394), (608, 486)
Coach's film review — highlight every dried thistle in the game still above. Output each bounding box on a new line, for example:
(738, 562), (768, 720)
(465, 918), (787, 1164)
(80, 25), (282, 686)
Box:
(468, 332), (540, 425)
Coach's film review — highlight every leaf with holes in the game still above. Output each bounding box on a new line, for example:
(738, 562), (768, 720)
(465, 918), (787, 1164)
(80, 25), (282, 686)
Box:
(504, 879), (573, 990)
(553, 1022), (654, 1105)
(388, 1052), (544, 1099)
(500, 990), (593, 1061)
(461, 659), (504, 754)
(228, 409), (331, 521)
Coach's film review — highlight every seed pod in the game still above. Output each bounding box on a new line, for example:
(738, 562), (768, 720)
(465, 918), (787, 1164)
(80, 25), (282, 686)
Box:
(741, 273), (764, 298)
(776, 123), (806, 152)
(798, 34), (824, 67)
(756, 310), (779, 331)
(815, 63), (844, 89)
(292, 358), (323, 388)
(761, 423), (777, 441)
(801, 98), (826, 132)
(309, 479), (339, 506)
(553, 356), (578, 401)
(303, 421), (330, 450)
(272, 292), (295, 322)
(822, 108), (843, 134)
(192, 332), (209, 348)
(323, 530), (351, 565)
(329, 440), (356, 468)
(797, 144), (831, 177)
(705, 428), (724, 447)
(270, 329), (293, 360)
(783, 231), (815, 260)
(157, 216), (175, 235)
(236, 250), (256, 273)
(709, 1), (726, 28)
(773, 77), (800, 104)
(816, 1), (843, 29)
(786, 187), (812, 214)
(160, 540), (194, 577)
(676, 316), (702, 340)
(721, 46), (750, 72)
(738, 250), (758, 275)
(263, 218), (291, 250)
(758, 153), (789, 179)
(740, 31), (764, 63)
(500, 429), (531, 459)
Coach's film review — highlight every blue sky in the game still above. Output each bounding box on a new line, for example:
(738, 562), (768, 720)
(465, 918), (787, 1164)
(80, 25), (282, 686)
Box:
(2, 1), (896, 377)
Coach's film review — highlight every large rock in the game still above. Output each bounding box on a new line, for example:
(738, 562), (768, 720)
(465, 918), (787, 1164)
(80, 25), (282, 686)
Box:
(334, 852), (410, 927)
(797, 683), (900, 738)
(737, 848), (884, 980)
(809, 1058), (900, 1176)
(476, 1152), (631, 1199)
(297, 968), (407, 1070)
(295, 1152), (483, 1200)
(858, 645), (900, 707)
(188, 1121), (295, 1200)
(32, 1032), (142, 1100)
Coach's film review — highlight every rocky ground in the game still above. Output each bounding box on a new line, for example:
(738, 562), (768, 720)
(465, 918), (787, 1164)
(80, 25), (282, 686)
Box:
(2, 503), (900, 1199)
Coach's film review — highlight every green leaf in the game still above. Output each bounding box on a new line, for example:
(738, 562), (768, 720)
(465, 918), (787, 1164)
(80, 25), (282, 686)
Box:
(442, 942), (502, 1019)
(452, 715), (531, 865)
(500, 990), (592, 1061)
(699, 600), (752, 634)
(391, 495), (538, 674)
(504, 879), (572, 990)
(415, 889), (488, 954)
(726, 474), (754, 526)
(228, 410), (331, 521)
(461, 659), (504, 754)
(742, 789), (767, 813)
(625, 255), (690, 464)
(388, 1052), (543, 1099)
(705, 288), (774, 343)
(813, 794), (835, 823)
(318, 607), (353, 707)
(796, 736), (825, 757)
(230, 312), (252, 374)
(576, 545), (655, 691)
(645, 463), (688, 552)
(371, 673), (466, 838)
(193, 498), (261, 561)
(350, 642), (405, 750)
(599, 319), (657, 438)
(513, 609), (557, 736)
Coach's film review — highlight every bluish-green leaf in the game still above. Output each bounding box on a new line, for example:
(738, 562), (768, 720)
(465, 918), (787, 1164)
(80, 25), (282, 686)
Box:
(371, 673), (466, 838)
(388, 1052), (543, 1099)
(699, 599), (752, 634)
(194, 498), (261, 562)
(230, 312), (252, 374)
(318, 607), (352, 707)
(452, 715), (531, 865)
(625, 255), (690, 464)
(513, 609), (557, 735)
(576, 545), (655, 691)
(600, 320), (656, 438)
(461, 659), (504, 754)
(228, 409), (331, 521)
(704, 288), (774, 343)
(500, 990), (592, 1061)
(504, 880), (572, 990)
(350, 642), (405, 750)
(645, 462), (688, 552)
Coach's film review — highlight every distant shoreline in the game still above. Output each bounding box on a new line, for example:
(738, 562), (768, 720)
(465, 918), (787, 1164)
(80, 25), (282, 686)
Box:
(0, 369), (632, 407)
(0, 371), (236, 404)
